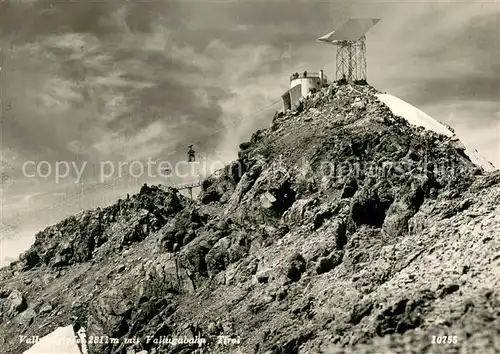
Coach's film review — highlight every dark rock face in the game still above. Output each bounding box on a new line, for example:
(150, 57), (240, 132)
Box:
(316, 251), (343, 275)
(341, 177), (358, 198)
(2, 83), (500, 354)
(350, 187), (394, 227)
(285, 253), (307, 283)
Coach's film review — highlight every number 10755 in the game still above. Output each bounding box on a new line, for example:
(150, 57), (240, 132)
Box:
(432, 335), (458, 344)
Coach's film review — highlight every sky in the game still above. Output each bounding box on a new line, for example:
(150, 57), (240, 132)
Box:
(0, 0), (499, 266)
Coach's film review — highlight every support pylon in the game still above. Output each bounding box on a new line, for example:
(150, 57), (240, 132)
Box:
(317, 18), (380, 83)
(335, 36), (367, 82)
(186, 145), (198, 201)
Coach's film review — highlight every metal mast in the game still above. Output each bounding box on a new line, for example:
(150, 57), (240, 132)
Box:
(318, 18), (380, 83)
(160, 146), (201, 200)
(187, 145), (196, 200)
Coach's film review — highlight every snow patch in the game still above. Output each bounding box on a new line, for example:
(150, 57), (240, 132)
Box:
(376, 94), (453, 137)
(376, 93), (496, 172)
(22, 325), (82, 354)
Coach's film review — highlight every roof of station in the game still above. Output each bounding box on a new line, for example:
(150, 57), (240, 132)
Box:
(317, 18), (380, 44)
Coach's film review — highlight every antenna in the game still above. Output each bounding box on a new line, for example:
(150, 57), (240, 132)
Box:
(317, 18), (380, 82)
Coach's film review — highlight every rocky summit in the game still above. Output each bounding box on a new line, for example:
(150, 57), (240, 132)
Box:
(1, 83), (500, 354)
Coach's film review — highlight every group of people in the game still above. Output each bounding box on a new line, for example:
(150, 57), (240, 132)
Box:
(291, 71), (308, 79)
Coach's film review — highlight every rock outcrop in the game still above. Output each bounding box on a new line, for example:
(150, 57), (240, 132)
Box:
(1, 82), (499, 354)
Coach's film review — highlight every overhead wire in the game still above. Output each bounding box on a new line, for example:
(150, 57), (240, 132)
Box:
(3, 50), (337, 235)
(0, 98), (282, 236)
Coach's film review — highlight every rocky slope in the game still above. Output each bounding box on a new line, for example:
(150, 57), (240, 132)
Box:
(1, 83), (500, 354)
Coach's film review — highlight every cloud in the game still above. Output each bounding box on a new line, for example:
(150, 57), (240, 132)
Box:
(91, 120), (173, 161)
(407, 76), (500, 106)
